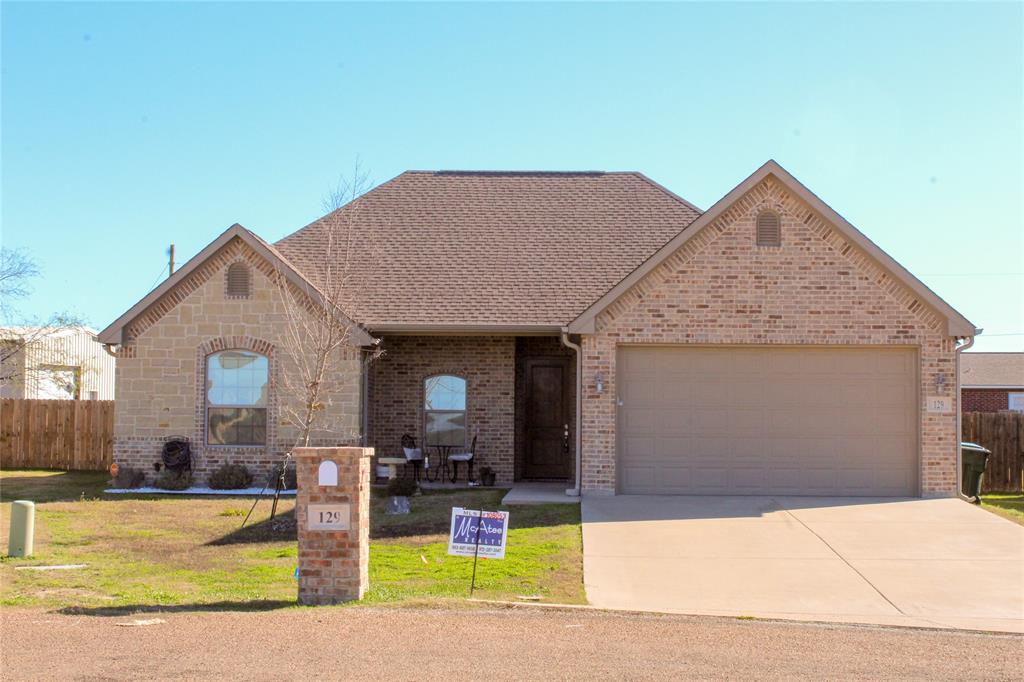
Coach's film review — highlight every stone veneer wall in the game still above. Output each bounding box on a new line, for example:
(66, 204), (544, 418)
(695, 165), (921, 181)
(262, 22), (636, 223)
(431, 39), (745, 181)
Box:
(367, 336), (515, 484)
(580, 176), (960, 497)
(112, 237), (364, 484)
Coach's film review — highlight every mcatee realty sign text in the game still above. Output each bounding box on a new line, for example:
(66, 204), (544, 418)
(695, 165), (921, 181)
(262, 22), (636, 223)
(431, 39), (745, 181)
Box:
(448, 508), (509, 559)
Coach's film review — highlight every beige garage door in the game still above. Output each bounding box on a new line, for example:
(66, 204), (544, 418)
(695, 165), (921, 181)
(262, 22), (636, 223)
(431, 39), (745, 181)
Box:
(617, 347), (918, 496)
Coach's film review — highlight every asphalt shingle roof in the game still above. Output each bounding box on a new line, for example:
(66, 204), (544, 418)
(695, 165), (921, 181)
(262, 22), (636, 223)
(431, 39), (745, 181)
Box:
(960, 353), (1024, 388)
(274, 171), (702, 328)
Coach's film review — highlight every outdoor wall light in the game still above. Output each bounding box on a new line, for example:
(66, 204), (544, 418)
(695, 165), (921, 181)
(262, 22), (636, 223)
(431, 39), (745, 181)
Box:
(935, 373), (948, 393)
(595, 372), (605, 394)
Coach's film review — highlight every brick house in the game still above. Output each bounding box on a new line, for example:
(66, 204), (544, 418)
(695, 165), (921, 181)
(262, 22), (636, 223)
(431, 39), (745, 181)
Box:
(960, 353), (1024, 412)
(99, 160), (977, 497)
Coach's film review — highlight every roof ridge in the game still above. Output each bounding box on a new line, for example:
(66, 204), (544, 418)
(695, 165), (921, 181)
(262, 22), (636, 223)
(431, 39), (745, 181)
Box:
(417, 170), (608, 176)
(626, 171), (704, 214)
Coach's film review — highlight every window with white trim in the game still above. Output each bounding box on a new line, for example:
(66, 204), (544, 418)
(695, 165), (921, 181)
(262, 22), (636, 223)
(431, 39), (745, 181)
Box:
(206, 350), (268, 445)
(424, 375), (466, 447)
(1009, 393), (1024, 412)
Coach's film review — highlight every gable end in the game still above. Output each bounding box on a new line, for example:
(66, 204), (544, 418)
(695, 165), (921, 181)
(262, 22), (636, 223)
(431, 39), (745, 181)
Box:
(569, 161), (975, 338)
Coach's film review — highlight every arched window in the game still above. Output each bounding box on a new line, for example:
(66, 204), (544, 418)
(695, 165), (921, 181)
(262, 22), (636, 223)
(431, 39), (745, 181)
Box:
(206, 350), (268, 445)
(424, 375), (466, 447)
(756, 210), (781, 247)
(226, 262), (252, 298)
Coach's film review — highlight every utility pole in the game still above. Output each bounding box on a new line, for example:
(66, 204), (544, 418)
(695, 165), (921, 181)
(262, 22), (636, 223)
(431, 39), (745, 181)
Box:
(168, 244), (175, 277)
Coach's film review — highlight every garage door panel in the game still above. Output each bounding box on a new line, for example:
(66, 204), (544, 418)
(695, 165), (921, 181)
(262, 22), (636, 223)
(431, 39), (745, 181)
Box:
(872, 409), (913, 435)
(692, 467), (729, 490)
(620, 465), (657, 493)
(802, 468), (839, 492)
(617, 347), (917, 496)
(657, 379), (692, 405)
(657, 466), (694, 493)
(620, 407), (658, 434)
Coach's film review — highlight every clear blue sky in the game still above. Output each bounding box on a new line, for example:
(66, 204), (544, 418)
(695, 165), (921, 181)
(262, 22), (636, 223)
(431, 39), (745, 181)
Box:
(3, 2), (1021, 351)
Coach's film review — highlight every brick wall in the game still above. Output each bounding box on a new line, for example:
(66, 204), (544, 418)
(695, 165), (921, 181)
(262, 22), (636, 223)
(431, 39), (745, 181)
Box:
(112, 237), (364, 484)
(580, 175), (960, 497)
(962, 389), (1010, 413)
(295, 446), (371, 604)
(367, 336), (515, 484)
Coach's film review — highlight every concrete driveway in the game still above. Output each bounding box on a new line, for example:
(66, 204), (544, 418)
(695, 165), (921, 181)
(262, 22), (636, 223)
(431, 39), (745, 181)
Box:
(582, 496), (1024, 633)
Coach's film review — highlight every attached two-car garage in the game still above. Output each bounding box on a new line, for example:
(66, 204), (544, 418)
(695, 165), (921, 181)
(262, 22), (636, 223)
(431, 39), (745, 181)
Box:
(616, 346), (919, 496)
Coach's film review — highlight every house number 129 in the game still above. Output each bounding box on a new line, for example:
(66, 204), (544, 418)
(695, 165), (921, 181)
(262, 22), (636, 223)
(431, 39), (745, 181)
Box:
(308, 504), (350, 531)
(319, 510), (342, 524)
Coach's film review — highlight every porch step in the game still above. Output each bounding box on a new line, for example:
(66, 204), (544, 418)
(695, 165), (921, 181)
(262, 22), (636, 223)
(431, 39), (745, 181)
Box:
(501, 482), (580, 506)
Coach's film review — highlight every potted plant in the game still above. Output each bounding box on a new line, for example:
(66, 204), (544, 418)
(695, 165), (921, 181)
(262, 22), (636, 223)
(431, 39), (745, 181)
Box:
(478, 466), (496, 487)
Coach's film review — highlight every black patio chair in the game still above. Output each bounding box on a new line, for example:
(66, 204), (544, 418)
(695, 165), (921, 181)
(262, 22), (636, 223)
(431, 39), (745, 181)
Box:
(401, 433), (424, 482)
(448, 435), (477, 484)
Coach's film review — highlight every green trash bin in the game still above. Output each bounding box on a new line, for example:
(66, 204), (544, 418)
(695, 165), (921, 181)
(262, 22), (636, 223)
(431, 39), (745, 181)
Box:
(961, 442), (991, 503)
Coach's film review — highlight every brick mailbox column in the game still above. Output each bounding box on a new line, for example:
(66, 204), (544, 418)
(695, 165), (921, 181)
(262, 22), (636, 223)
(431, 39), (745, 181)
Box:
(294, 446), (372, 605)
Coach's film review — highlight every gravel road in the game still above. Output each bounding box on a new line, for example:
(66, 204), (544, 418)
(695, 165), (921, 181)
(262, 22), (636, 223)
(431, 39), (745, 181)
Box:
(2, 605), (1021, 680)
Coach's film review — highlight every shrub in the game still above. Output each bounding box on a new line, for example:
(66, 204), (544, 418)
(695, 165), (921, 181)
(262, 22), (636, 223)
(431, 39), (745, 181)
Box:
(208, 463), (254, 490)
(386, 477), (418, 497)
(154, 469), (193, 491)
(111, 466), (146, 489)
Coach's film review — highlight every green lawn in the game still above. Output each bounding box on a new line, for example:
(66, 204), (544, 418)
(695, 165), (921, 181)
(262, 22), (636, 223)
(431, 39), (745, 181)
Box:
(980, 494), (1024, 526)
(0, 469), (584, 612)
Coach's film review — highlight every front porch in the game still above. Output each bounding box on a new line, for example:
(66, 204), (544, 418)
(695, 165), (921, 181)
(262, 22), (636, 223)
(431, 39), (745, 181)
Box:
(365, 335), (578, 487)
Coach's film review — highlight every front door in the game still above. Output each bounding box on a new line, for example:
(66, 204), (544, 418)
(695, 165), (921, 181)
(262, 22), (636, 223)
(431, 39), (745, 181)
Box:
(523, 357), (571, 479)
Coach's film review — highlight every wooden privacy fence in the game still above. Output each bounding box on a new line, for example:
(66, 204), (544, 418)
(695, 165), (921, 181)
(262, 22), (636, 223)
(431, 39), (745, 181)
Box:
(962, 411), (1024, 493)
(0, 399), (114, 471)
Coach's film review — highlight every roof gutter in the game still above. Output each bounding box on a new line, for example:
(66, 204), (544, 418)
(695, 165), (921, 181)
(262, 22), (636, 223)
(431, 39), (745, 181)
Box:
(560, 329), (582, 498)
(370, 324), (564, 336)
(955, 330), (981, 502)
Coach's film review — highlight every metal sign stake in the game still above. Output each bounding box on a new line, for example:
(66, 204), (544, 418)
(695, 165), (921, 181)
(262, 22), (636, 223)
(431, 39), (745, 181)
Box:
(469, 509), (483, 597)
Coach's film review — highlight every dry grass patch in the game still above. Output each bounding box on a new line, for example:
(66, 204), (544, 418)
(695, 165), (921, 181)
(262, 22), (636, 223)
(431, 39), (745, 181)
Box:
(1, 469), (584, 612)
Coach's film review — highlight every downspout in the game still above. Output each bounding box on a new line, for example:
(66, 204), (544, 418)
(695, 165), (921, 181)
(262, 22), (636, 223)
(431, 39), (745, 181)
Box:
(954, 331), (979, 501)
(360, 350), (373, 447)
(561, 330), (583, 498)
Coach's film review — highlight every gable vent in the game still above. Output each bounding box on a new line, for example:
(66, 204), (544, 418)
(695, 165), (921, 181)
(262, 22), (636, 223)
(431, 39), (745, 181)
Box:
(226, 262), (252, 298)
(756, 211), (781, 247)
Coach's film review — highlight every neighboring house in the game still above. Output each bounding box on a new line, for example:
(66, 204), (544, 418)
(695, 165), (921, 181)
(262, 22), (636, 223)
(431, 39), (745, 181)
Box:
(961, 352), (1024, 412)
(0, 326), (116, 400)
(99, 160), (977, 497)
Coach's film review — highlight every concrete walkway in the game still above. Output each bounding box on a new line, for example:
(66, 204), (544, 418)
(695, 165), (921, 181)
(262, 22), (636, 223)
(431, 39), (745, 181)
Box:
(502, 481), (579, 505)
(582, 495), (1024, 633)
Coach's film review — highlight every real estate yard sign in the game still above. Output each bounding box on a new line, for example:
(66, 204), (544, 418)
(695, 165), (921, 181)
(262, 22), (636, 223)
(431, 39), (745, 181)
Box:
(448, 508), (509, 559)
(448, 507), (510, 596)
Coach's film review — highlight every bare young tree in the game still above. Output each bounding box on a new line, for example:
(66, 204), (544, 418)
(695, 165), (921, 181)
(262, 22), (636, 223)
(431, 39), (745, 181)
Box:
(274, 163), (381, 448)
(0, 248), (84, 393)
(321, 156), (372, 214)
(0, 248), (41, 318)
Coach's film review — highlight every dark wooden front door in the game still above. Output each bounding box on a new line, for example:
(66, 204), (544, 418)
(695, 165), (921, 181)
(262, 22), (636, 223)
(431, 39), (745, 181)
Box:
(523, 357), (571, 479)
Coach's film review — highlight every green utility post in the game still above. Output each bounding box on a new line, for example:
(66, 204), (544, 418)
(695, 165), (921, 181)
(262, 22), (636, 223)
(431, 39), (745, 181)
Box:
(7, 500), (35, 557)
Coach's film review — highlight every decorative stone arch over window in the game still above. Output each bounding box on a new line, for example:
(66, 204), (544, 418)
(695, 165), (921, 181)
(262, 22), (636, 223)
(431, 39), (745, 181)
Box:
(422, 372), (468, 448)
(755, 209), (782, 247)
(225, 261), (252, 298)
(194, 336), (278, 456)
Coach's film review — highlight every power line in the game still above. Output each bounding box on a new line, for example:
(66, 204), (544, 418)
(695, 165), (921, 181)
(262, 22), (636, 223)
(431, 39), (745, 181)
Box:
(146, 263), (169, 292)
(920, 272), (1023, 277)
